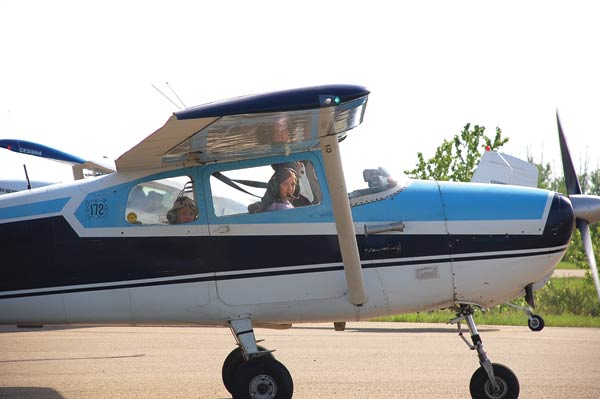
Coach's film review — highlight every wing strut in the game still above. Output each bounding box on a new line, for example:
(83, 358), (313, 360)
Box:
(319, 134), (367, 306)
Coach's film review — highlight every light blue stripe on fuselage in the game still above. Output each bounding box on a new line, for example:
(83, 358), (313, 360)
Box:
(439, 181), (549, 220)
(0, 197), (70, 219)
(351, 180), (550, 223)
(351, 180), (445, 222)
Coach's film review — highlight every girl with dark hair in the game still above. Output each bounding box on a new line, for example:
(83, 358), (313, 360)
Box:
(263, 168), (298, 212)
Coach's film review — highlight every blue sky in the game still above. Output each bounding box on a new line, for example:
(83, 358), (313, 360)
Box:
(1, 1), (599, 189)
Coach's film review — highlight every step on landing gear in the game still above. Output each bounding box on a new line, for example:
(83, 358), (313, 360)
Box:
(225, 317), (293, 399)
(451, 305), (520, 399)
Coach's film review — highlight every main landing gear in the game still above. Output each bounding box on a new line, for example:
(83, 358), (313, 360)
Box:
(451, 305), (520, 399)
(224, 317), (293, 399)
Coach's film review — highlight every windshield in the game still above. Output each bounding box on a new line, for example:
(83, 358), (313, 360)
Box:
(347, 166), (409, 203)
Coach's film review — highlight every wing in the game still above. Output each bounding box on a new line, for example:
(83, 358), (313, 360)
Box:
(0, 139), (115, 180)
(115, 85), (369, 172)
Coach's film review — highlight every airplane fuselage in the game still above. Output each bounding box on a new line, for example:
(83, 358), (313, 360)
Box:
(0, 150), (573, 327)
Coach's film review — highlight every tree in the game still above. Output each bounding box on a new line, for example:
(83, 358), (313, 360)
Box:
(405, 124), (508, 182)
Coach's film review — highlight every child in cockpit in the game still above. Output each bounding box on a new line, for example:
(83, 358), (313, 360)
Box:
(263, 168), (298, 212)
(167, 196), (198, 224)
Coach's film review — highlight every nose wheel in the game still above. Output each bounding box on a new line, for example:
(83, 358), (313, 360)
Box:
(505, 302), (545, 331)
(527, 314), (545, 332)
(451, 305), (520, 399)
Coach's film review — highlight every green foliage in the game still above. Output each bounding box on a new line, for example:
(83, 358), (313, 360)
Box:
(405, 124), (508, 182)
(556, 261), (578, 269)
(591, 168), (600, 195)
(535, 277), (600, 316)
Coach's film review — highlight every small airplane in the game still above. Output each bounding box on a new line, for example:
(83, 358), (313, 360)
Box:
(1, 85), (599, 399)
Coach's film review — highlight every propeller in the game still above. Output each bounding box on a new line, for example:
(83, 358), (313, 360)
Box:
(556, 112), (600, 301)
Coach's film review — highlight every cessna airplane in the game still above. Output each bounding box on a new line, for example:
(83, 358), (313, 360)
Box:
(1, 85), (599, 399)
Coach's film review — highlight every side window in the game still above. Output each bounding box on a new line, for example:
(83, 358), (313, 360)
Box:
(210, 160), (321, 217)
(125, 176), (198, 225)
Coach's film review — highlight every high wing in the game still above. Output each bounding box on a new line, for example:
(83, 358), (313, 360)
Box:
(116, 85), (369, 172)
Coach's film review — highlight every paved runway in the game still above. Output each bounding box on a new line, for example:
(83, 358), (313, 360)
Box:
(1, 322), (599, 398)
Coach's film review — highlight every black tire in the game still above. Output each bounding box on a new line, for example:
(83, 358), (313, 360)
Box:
(222, 346), (272, 395)
(469, 363), (519, 399)
(527, 314), (545, 331)
(232, 357), (293, 399)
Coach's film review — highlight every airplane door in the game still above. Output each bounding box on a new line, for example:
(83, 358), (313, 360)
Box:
(203, 158), (350, 306)
(109, 171), (213, 323)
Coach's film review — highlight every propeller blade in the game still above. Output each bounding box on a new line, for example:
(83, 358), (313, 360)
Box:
(556, 112), (582, 195)
(577, 220), (600, 302)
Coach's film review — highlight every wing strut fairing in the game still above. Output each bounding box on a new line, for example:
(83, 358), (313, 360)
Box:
(320, 134), (367, 305)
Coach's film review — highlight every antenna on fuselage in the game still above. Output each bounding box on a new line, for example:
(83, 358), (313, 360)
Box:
(151, 82), (187, 110)
(23, 164), (31, 190)
(152, 83), (183, 111)
(165, 82), (187, 109)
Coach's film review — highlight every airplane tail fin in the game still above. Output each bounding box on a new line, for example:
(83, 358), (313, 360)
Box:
(470, 149), (538, 187)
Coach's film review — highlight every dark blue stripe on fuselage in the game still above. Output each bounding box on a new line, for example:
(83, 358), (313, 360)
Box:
(0, 193), (573, 296)
(0, 247), (567, 299)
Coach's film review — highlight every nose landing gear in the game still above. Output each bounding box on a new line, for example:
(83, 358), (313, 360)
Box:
(505, 302), (545, 331)
(451, 305), (520, 399)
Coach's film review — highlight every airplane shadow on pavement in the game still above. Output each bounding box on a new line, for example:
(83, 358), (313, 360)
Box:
(0, 387), (65, 399)
(292, 325), (500, 334)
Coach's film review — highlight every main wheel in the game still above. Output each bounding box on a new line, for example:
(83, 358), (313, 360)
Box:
(232, 357), (293, 399)
(469, 363), (519, 399)
(222, 346), (272, 394)
(527, 314), (545, 331)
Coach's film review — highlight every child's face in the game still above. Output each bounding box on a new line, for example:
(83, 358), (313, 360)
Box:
(177, 207), (196, 223)
(279, 175), (297, 201)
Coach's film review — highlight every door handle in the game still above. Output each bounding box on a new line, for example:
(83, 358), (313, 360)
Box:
(214, 225), (230, 234)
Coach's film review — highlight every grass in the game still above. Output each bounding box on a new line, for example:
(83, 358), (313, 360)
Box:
(556, 261), (579, 270)
(373, 277), (600, 328)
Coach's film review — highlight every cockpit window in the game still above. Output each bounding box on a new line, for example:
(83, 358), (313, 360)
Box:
(210, 160), (321, 216)
(348, 167), (408, 204)
(125, 176), (197, 225)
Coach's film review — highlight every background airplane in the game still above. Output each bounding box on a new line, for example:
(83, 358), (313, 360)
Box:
(1, 85), (599, 399)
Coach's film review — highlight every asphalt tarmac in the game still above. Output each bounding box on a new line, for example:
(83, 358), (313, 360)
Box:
(1, 322), (599, 398)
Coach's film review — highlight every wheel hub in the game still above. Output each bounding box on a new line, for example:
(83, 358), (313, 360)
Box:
(249, 374), (277, 399)
(484, 377), (508, 398)
(529, 318), (540, 329)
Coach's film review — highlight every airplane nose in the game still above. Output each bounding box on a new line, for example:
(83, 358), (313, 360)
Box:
(544, 193), (575, 245)
(570, 194), (600, 225)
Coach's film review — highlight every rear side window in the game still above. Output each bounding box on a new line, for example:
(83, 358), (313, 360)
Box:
(125, 176), (197, 225)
